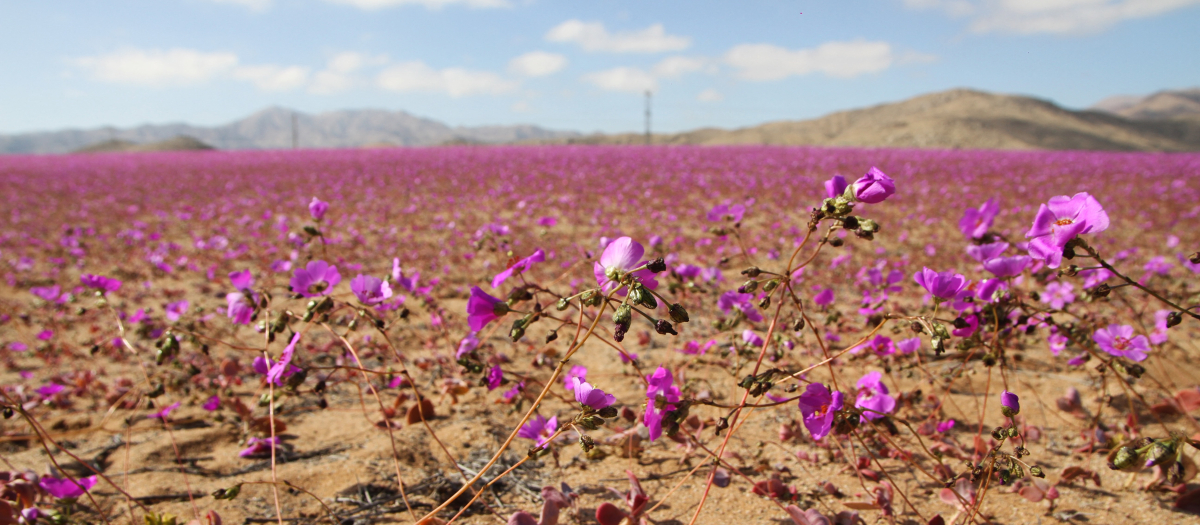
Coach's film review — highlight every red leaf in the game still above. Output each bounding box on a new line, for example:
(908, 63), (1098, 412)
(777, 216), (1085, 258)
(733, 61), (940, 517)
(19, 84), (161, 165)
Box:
(507, 512), (537, 525)
(1175, 488), (1200, 514)
(595, 503), (627, 525)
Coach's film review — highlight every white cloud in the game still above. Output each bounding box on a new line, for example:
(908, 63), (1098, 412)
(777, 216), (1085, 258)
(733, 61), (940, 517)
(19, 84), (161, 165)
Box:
(233, 65), (310, 91)
(323, 0), (510, 9)
(696, 89), (723, 102)
(511, 101), (531, 112)
(508, 51), (568, 77)
(652, 56), (708, 78)
(724, 41), (897, 80)
(201, 0), (273, 11)
(377, 61), (517, 96)
(905, 0), (1200, 34)
(75, 48), (239, 86)
(582, 67), (657, 93)
(310, 52), (389, 94)
(546, 20), (691, 53)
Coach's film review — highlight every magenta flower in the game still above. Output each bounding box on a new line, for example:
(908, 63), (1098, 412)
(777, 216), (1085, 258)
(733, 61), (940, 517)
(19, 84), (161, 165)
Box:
(897, 337), (921, 354)
(593, 237), (659, 294)
(290, 260), (341, 297)
(959, 198), (999, 239)
(936, 420), (956, 433)
(1042, 281), (1075, 310)
(229, 269), (254, 290)
(391, 258), (421, 293)
(164, 300), (189, 322)
(913, 267), (967, 301)
(266, 333), (301, 386)
(983, 255), (1029, 278)
(486, 365), (503, 391)
(491, 249), (546, 289)
(517, 415), (558, 447)
(239, 436), (280, 458)
(718, 290), (763, 322)
(952, 315), (979, 338)
(646, 366), (681, 402)
(966, 242), (1009, 263)
(707, 202), (746, 222)
(80, 274), (121, 293)
(813, 287), (835, 306)
(1144, 256), (1172, 277)
(571, 377), (616, 410)
(1081, 268), (1113, 288)
(797, 383), (843, 441)
(36, 383), (65, 397)
(456, 332), (480, 359)
(308, 197), (329, 220)
(226, 292), (256, 325)
(350, 274), (393, 305)
(1026, 192), (1110, 268)
(39, 475), (97, 499)
(1000, 390), (1020, 417)
(1048, 330), (1068, 356)
(30, 285), (61, 302)
(1093, 324), (1151, 362)
(742, 329), (764, 348)
(466, 286), (508, 331)
(1150, 310), (1172, 345)
(563, 365), (588, 390)
(824, 174), (848, 199)
(148, 401), (181, 420)
(854, 371), (895, 421)
(852, 167), (896, 204)
(202, 395), (221, 411)
(976, 278), (1006, 303)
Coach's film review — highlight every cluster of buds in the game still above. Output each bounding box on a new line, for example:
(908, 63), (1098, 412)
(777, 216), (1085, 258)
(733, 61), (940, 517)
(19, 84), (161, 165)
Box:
(574, 405), (620, 432)
(1108, 434), (1199, 484)
(738, 370), (782, 397)
(154, 331), (180, 365)
(301, 296), (333, 323)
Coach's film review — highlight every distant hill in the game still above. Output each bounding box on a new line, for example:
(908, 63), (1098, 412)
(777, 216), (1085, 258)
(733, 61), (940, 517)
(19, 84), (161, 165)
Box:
(548, 89), (1200, 151)
(0, 107), (580, 154)
(1092, 88), (1200, 120)
(74, 135), (215, 153)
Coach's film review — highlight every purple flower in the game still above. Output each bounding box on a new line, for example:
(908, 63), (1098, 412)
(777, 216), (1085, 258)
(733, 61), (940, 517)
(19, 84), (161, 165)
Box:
(1042, 281), (1074, 310)
(148, 401), (181, 420)
(718, 290), (763, 322)
(466, 286), (508, 331)
(486, 365), (503, 391)
(852, 167), (896, 204)
(1144, 256), (1172, 277)
(30, 285), (61, 302)
(36, 384), (65, 397)
(1048, 330), (1068, 356)
(1000, 390), (1020, 417)
(537, 216), (557, 227)
(239, 436), (280, 458)
(350, 274), (393, 305)
(491, 249), (546, 289)
(80, 274), (121, 293)
(563, 365), (588, 390)
(952, 315), (978, 338)
(517, 415), (558, 447)
(976, 278), (1006, 303)
(897, 337), (921, 354)
(646, 366), (681, 403)
(226, 292), (256, 325)
(813, 287), (835, 306)
(202, 395), (221, 411)
(456, 332), (480, 359)
(824, 175), (848, 199)
(960, 199), (999, 239)
(571, 377), (616, 410)
(1093, 324), (1151, 362)
(308, 197), (329, 220)
(913, 267), (967, 301)
(164, 300), (189, 322)
(707, 203), (746, 222)
(1026, 192), (1109, 268)
(966, 242), (1009, 263)
(503, 381), (525, 402)
(983, 255), (1029, 278)
(290, 260), (341, 297)
(797, 383), (843, 441)
(742, 329), (764, 348)
(936, 420), (956, 433)
(1150, 310), (1172, 345)
(229, 269), (254, 290)
(593, 237), (658, 294)
(1081, 268), (1112, 288)
(266, 333), (301, 386)
(854, 371), (895, 421)
(39, 475), (97, 499)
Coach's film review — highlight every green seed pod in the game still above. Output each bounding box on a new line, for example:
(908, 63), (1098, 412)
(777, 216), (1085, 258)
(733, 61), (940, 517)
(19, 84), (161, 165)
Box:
(669, 303), (690, 324)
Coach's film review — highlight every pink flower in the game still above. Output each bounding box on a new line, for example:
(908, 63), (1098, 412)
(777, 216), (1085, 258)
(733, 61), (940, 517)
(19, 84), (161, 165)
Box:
(853, 167), (896, 204)
(239, 436), (280, 458)
(563, 366), (587, 390)
(813, 287), (835, 306)
(39, 475), (97, 499)
(797, 383), (843, 441)
(466, 286), (508, 331)
(593, 237), (658, 295)
(1093, 324), (1151, 362)
(491, 249), (545, 289)
(202, 395), (221, 411)
(936, 419), (956, 433)
(960, 199), (999, 239)
(165, 300), (189, 322)
(1026, 192), (1109, 269)
(913, 267), (967, 301)
(290, 260), (341, 297)
(486, 365), (503, 391)
(517, 415), (558, 447)
(1042, 281), (1074, 310)
(350, 274), (393, 305)
(266, 333), (301, 386)
(571, 377), (616, 410)
(824, 175), (848, 199)
(855, 371), (895, 421)
(149, 401), (181, 420)
(229, 269), (254, 290)
(308, 197), (329, 220)
(80, 274), (121, 293)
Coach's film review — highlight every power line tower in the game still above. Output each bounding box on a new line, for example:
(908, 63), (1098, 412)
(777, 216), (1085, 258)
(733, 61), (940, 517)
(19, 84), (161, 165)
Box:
(291, 112), (298, 149)
(644, 90), (652, 146)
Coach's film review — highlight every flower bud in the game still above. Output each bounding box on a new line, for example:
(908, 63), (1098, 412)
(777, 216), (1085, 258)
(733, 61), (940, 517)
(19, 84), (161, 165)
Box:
(556, 298), (569, 311)
(828, 237), (845, 247)
(841, 216), (860, 230)
(1000, 390), (1020, 417)
(492, 301), (511, 317)
(1167, 311), (1183, 328)
(654, 319), (678, 336)
(669, 304), (690, 324)
(1190, 252), (1200, 264)
(509, 319), (526, 342)
(741, 266), (762, 278)
(579, 434), (596, 452)
(1091, 283), (1111, 298)
(646, 258), (667, 273)
(613, 322), (628, 342)
(613, 304), (632, 325)
(576, 415), (604, 431)
(212, 484), (242, 500)
(1108, 445), (1139, 470)
(545, 330), (558, 343)
(1146, 441), (1175, 467)
(598, 406), (618, 419)
(1030, 466), (1045, 478)
(739, 280), (759, 294)
(793, 318), (806, 332)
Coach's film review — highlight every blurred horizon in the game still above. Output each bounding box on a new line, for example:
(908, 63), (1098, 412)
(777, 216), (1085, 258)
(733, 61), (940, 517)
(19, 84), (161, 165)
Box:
(1, 0), (1198, 135)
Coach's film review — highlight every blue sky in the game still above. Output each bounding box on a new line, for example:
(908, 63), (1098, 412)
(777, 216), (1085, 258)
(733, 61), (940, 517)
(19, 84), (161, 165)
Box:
(1, 0), (1198, 134)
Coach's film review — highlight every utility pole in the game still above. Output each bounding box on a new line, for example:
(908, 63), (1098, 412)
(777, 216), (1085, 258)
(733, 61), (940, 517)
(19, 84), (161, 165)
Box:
(644, 90), (652, 146)
(291, 112), (298, 149)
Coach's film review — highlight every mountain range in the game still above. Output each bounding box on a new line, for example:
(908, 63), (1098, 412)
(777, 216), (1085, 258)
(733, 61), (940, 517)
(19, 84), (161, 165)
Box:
(2, 87), (1198, 154)
(543, 88), (1200, 151)
(0, 107), (580, 154)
